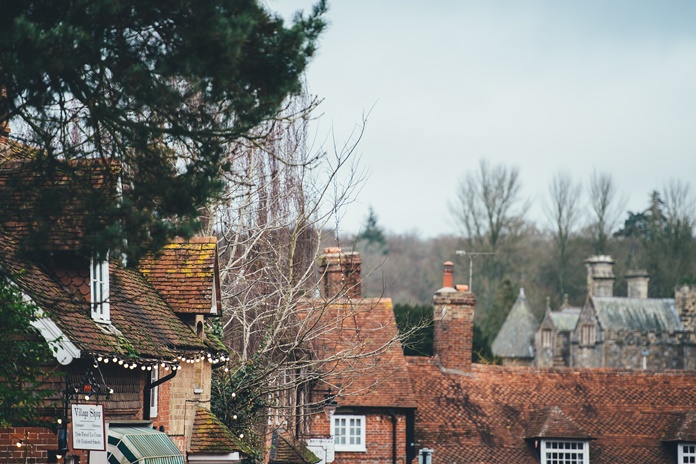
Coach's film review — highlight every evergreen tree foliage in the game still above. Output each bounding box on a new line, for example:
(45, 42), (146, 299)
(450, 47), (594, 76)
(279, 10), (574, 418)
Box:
(356, 206), (387, 248)
(616, 189), (696, 296)
(393, 303), (433, 356)
(0, 0), (326, 262)
(0, 272), (54, 427)
(480, 279), (516, 347)
(392, 303), (493, 362)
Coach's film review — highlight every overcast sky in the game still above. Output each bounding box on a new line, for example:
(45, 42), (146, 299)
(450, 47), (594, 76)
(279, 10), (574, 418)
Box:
(269, 0), (696, 237)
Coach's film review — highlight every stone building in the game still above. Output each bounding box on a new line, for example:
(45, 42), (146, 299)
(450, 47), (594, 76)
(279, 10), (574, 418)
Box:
(535, 296), (581, 368)
(491, 289), (539, 366)
(532, 255), (696, 370)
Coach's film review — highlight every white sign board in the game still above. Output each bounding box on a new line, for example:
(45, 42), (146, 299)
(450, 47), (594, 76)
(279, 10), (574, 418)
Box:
(306, 438), (335, 463)
(72, 404), (106, 451)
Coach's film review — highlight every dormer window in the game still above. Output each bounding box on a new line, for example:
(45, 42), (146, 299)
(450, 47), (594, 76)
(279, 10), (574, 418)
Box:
(90, 254), (110, 323)
(679, 443), (696, 463)
(541, 439), (589, 464)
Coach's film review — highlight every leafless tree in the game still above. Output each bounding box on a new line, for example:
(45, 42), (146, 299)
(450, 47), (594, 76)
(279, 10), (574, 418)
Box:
(588, 170), (626, 254)
(449, 159), (529, 342)
(451, 159), (527, 253)
(203, 90), (414, 446)
(546, 170), (583, 297)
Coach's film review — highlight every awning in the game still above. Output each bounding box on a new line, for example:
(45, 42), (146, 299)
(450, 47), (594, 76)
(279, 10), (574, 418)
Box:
(108, 426), (186, 464)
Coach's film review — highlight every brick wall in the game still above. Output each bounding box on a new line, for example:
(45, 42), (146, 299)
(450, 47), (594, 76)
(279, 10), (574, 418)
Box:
(309, 410), (410, 464)
(0, 427), (59, 463)
(167, 360), (213, 453)
(433, 288), (476, 372)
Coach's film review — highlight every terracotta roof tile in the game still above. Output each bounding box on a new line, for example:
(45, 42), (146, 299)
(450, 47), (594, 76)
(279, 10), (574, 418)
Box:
(0, 157), (119, 252)
(407, 358), (696, 463)
(0, 228), (208, 362)
(138, 238), (221, 315)
(306, 297), (417, 409)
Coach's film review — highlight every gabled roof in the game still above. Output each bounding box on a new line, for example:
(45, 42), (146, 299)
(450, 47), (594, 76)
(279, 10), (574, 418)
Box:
(407, 358), (696, 463)
(492, 289), (539, 359)
(190, 407), (247, 455)
(664, 412), (696, 442)
(138, 237), (221, 316)
(269, 430), (320, 464)
(526, 406), (590, 440)
(308, 297), (417, 409)
(548, 307), (581, 332)
(591, 297), (681, 332)
(0, 228), (210, 363)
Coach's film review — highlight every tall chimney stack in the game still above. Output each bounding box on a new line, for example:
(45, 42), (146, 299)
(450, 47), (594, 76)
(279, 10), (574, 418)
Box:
(584, 255), (615, 298)
(626, 270), (649, 299)
(318, 248), (362, 299)
(433, 261), (476, 373)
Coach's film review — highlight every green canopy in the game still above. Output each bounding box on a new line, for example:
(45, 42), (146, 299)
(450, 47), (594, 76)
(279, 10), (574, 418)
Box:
(108, 426), (185, 464)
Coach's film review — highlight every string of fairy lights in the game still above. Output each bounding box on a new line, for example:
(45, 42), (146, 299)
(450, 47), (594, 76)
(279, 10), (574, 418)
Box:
(92, 351), (231, 372)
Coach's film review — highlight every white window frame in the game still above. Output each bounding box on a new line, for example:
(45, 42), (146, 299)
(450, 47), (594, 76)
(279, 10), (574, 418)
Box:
(332, 415), (366, 452)
(679, 443), (696, 463)
(150, 366), (158, 418)
(90, 254), (110, 323)
(540, 439), (589, 464)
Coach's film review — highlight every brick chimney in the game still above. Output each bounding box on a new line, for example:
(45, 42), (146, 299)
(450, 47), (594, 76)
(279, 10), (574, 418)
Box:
(317, 247), (362, 299)
(584, 255), (615, 297)
(433, 261), (476, 373)
(626, 270), (649, 299)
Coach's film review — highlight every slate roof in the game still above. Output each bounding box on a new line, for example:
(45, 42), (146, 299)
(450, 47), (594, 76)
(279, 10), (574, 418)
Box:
(492, 290), (539, 359)
(548, 307), (581, 332)
(190, 407), (248, 455)
(591, 296), (681, 332)
(406, 358), (696, 463)
(307, 297), (417, 409)
(138, 237), (221, 316)
(0, 228), (213, 363)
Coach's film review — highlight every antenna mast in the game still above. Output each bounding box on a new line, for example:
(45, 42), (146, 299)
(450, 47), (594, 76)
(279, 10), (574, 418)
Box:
(455, 250), (494, 293)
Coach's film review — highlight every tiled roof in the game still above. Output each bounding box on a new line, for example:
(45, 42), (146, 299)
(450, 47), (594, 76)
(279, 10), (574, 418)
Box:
(407, 358), (696, 463)
(0, 156), (119, 252)
(548, 307), (581, 332)
(308, 297), (417, 409)
(269, 430), (320, 464)
(0, 228), (207, 362)
(492, 290), (539, 359)
(592, 296), (681, 332)
(138, 237), (221, 315)
(190, 407), (246, 455)
(665, 412), (696, 442)
(525, 406), (590, 439)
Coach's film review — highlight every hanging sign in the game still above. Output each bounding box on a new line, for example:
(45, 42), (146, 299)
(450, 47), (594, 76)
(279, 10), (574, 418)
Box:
(72, 404), (106, 451)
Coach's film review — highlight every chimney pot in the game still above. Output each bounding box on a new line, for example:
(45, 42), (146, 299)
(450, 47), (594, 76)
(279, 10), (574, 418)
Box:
(626, 270), (649, 299)
(443, 261), (454, 288)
